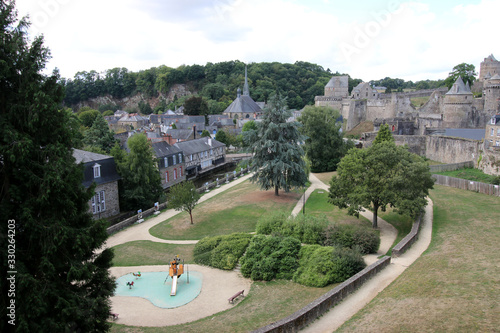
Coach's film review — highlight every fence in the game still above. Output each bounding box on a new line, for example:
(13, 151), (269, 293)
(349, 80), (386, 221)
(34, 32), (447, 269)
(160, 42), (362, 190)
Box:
(432, 174), (500, 197)
(429, 161), (474, 173)
(106, 167), (251, 234)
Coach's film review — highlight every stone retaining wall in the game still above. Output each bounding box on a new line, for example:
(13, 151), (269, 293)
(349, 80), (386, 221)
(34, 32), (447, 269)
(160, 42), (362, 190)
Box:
(429, 161), (474, 173)
(391, 214), (422, 258)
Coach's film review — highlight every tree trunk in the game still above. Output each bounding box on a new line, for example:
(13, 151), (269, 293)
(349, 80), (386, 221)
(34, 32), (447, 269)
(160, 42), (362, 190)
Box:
(275, 185), (279, 196)
(372, 203), (378, 229)
(189, 211), (194, 224)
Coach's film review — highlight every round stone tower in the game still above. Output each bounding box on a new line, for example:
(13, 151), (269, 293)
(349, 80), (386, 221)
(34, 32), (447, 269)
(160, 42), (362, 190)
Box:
(483, 74), (500, 114)
(479, 54), (500, 81)
(443, 77), (473, 128)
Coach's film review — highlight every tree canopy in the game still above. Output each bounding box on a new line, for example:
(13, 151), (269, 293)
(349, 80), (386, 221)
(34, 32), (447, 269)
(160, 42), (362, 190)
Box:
(83, 112), (116, 153)
(444, 63), (477, 88)
(328, 131), (433, 228)
(116, 134), (163, 210)
(168, 181), (201, 224)
(298, 106), (354, 172)
(248, 93), (308, 196)
(0, 2), (115, 331)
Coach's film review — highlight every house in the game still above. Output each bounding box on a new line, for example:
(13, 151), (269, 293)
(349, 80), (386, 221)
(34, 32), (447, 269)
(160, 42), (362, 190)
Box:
(165, 128), (194, 143)
(485, 114), (500, 147)
(174, 137), (226, 178)
(151, 141), (186, 189)
(72, 149), (121, 219)
(118, 113), (148, 130)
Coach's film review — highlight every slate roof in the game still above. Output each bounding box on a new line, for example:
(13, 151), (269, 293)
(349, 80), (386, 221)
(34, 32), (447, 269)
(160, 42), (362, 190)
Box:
(446, 77), (473, 95)
(72, 149), (120, 187)
(152, 141), (182, 158)
(174, 137), (225, 155)
(326, 75), (348, 88)
(166, 129), (193, 140)
(490, 74), (500, 80)
(224, 94), (262, 114)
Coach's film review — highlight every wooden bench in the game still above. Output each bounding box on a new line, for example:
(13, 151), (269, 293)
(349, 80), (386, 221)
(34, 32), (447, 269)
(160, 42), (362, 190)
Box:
(228, 290), (244, 304)
(109, 312), (119, 321)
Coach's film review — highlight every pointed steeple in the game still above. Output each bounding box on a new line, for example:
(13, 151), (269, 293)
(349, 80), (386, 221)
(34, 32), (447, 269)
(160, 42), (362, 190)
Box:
(243, 65), (250, 96)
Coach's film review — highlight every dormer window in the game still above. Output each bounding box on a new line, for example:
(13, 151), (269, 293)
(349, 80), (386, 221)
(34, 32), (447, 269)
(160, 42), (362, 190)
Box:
(164, 157), (168, 167)
(93, 163), (101, 178)
(173, 154), (177, 165)
(492, 117), (496, 125)
(178, 153), (182, 163)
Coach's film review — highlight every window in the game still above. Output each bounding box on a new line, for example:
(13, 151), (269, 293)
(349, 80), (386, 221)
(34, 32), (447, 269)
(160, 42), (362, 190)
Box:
(491, 128), (495, 136)
(173, 154), (177, 165)
(210, 149), (213, 156)
(496, 141), (500, 147)
(174, 168), (177, 180)
(178, 153), (182, 162)
(166, 171), (169, 182)
(91, 191), (105, 214)
(497, 128), (500, 136)
(164, 157), (168, 167)
(93, 163), (101, 178)
(180, 166), (183, 177)
(190, 154), (193, 161)
(492, 117), (496, 125)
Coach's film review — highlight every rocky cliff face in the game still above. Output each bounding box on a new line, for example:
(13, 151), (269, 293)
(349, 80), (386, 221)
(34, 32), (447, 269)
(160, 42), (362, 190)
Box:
(75, 84), (194, 111)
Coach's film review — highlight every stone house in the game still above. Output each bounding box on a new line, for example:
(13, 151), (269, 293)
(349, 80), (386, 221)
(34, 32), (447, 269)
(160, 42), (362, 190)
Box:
(152, 141), (186, 189)
(479, 114), (500, 176)
(485, 114), (500, 147)
(174, 137), (226, 179)
(118, 113), (148, 130)
(72, 149), (121, 219)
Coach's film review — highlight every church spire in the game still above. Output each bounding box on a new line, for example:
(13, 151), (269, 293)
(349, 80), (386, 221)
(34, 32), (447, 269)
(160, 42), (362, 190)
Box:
(243, 65), (250, 96)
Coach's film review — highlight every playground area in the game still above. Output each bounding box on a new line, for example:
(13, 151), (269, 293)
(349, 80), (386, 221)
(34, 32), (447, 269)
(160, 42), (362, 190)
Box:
(110, 264), (251, 327)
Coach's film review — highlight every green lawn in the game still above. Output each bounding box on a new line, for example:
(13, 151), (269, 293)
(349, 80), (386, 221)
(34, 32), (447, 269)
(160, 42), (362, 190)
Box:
(434, 167), (499, 184)
(305, 189), (370, 226)
(112, 241), (196, 266)
(312, 171), (336, 186)
(149, 180), (302, 240)
(378, 209), (413, 256)
(337, 185), (500, 332)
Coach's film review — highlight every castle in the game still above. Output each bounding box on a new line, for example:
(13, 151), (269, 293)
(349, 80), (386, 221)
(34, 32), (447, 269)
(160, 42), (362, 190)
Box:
(314, 54), (500, 134)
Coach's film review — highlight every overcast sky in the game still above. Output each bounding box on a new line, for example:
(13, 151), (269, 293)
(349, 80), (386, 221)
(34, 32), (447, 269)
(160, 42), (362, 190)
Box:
(16, 0), (499, 82)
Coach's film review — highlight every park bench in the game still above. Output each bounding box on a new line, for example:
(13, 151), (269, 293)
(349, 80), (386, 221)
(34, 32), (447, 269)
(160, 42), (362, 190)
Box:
(228, 290), (244, 304)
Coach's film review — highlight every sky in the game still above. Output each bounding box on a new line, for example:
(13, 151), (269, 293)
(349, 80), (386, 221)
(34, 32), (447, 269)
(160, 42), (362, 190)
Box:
(16, 0), (500, 82)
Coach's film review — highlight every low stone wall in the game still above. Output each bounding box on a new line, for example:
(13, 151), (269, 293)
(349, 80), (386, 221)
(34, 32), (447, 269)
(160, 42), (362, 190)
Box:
(392, 214), (422, 258)
(106, 167), (250, 235)
(251, 256), (391, 333)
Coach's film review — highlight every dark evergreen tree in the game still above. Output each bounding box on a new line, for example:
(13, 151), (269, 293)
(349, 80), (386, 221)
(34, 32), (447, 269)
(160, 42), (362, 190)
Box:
(0, 2), (115, 332)
(248, 93), (308, 196)
(117, 133), (163, 210)
(373, 123), (395, 145)
(83, 112), (116, 153)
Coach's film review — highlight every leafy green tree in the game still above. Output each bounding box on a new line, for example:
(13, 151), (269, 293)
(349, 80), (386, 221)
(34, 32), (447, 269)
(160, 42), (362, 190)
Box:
(138, 100), (153, 114)
(184, 96), (208, 115)
(168, 181), (201, 224)
(77, 107), (100, 128)
(248, 93), (308, 196)
(298, 106), (354, 172)
(373, 123), (395, 145)
(118, 134), (163, 210)
(215, 129), (230, 146)
(328, 139), (433, 228)
(444, 63), (477, 88)
(83, 112), (116, 153)
(201, 129), (211, 137)
(0, 3), (115, 332)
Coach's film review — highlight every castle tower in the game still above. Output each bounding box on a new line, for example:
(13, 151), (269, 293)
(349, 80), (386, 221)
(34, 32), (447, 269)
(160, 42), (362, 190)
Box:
(324, 76), (349, 98)
(443, 77), (473, 128)
(483, 74), (500, 114)
(479, 54), (500, 81)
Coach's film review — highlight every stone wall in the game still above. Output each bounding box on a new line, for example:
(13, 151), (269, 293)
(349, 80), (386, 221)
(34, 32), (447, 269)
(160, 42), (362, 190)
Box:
(478, 145), (500, 176)
(91, 181), (120, 219)
(425, 136), (481, 164)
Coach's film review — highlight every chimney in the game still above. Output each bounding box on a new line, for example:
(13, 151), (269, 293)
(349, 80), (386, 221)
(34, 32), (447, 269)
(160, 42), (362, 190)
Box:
(193, 125), (196, 139)
(208, 138), (212, 146)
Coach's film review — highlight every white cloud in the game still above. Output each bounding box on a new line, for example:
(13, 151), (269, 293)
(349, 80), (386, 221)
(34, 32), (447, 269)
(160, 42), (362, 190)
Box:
(14, 0), (500, 82)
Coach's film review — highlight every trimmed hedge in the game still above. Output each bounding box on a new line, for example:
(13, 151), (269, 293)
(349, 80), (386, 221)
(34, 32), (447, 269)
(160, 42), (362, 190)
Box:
(240, 235), (301, 281)
(193, 233), (252, 270)
(292, 244), (366, 287)
(323, 224), (380, 254)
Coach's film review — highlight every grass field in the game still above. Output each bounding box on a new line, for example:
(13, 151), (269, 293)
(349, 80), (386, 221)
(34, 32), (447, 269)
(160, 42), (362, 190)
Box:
(434, 167), (500, 184)
(337, 185), (500, 332)
(112, 241), (196, 266)
(149, 181), (301, 240)
(410, 96), (430, 108)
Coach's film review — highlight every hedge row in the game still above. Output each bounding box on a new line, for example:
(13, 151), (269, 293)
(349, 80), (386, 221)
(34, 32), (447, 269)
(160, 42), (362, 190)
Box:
(193, 233), (253, 270)
(256, 211), (380, 254)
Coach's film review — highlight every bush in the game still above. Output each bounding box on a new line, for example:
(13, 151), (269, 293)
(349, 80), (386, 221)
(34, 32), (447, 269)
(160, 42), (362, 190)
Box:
(256, 211), (329, 245)
(323, 224), (380, 254)
(240, 235), (300, 281)
(193, 233), (252, 270)
(293, 245), (366, 287)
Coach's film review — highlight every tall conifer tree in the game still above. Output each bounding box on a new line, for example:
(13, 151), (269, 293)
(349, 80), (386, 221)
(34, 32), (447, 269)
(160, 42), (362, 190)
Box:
(0, 2), (115, 331)
(249, 93), (308, 195)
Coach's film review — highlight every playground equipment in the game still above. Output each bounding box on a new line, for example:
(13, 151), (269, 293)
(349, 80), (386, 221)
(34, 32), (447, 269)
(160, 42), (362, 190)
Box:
(132, 271), (141, 278)
(126, 281), (134, 289)
(166, 255), (187, 296)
